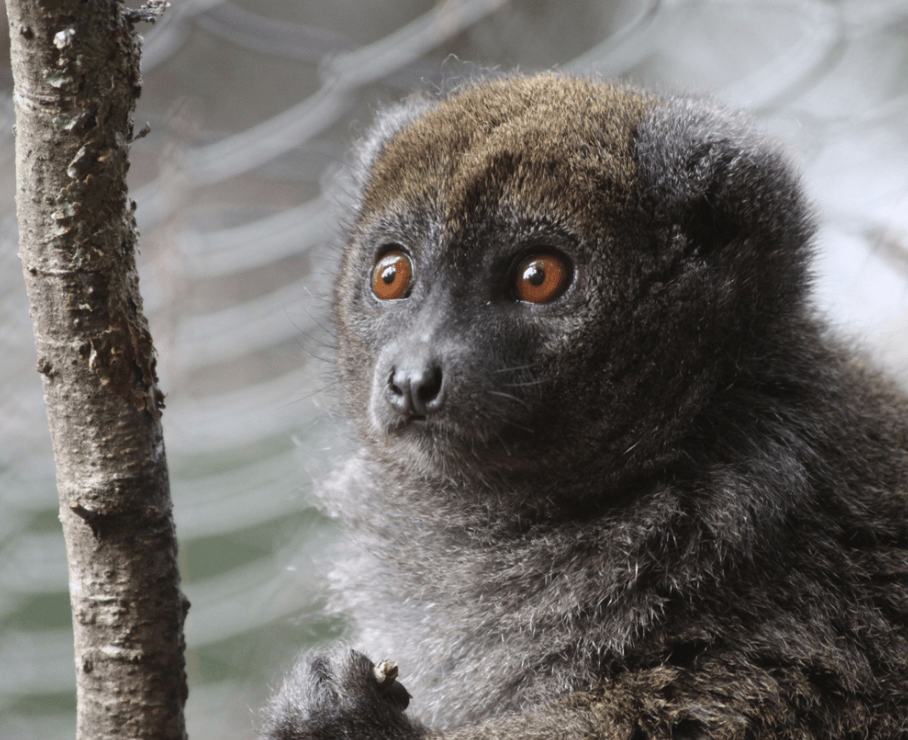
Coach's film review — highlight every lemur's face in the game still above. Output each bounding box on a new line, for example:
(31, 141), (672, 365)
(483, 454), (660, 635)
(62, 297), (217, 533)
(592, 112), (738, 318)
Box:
(334, 78), (659, 490)
(343, 203), (593, 483)
(333, 76), (811, 495)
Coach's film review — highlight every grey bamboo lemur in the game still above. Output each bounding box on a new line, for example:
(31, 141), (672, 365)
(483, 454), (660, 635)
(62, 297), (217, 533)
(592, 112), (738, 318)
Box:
(263, 74), (908, 739)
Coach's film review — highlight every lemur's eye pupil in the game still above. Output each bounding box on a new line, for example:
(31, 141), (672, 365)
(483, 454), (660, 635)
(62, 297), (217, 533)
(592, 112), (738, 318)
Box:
(527, 267), (545, 286)
(382, 268), (396, 285)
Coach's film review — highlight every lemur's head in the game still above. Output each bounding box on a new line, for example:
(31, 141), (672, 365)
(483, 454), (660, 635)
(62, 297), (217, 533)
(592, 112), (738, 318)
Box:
(334, 74), (814, 497)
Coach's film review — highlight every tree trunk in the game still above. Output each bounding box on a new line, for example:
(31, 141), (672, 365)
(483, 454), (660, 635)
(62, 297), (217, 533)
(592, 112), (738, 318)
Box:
(6, 1), (188, 738)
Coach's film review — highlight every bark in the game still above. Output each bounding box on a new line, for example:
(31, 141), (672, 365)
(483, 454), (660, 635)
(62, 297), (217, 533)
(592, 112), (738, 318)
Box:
(6, 1), (188, 738)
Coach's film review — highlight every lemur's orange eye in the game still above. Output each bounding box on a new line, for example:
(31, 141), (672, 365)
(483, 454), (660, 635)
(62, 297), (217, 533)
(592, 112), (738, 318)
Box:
(372, 251), (412, 300)
(515, 254), (569, 303)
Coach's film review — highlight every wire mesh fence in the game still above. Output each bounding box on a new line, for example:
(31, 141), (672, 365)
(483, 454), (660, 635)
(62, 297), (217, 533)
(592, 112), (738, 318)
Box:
(1, 1), (907, 738)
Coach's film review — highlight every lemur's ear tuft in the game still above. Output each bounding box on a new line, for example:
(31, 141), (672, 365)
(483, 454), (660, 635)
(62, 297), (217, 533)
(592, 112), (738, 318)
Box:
(350, 94), (436, 198)
(635, 95), (814, 260)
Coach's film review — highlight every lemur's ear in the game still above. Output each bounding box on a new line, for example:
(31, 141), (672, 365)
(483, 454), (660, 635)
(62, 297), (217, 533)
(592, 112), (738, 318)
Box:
(351, 94), (436, 198)
(635, 96), (814, 262)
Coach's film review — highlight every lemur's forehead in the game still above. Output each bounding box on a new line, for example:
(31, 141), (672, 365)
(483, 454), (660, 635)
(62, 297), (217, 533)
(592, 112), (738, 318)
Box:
(360, 75), (654, 236)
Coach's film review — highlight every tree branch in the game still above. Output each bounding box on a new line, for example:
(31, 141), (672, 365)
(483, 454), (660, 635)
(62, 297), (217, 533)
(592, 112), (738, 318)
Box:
(6, 1), (188, 738)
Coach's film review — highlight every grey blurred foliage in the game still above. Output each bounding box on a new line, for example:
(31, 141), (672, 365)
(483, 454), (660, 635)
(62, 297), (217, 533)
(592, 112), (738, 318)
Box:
(1, 0), (907, 738)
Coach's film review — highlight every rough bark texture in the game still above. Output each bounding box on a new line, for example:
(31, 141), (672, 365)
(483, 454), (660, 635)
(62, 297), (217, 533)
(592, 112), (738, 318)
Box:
(6, 1), (188, 738)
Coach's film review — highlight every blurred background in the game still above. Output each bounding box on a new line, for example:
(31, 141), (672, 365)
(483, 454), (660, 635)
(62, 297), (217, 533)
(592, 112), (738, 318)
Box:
(1, 0), (907, 738)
